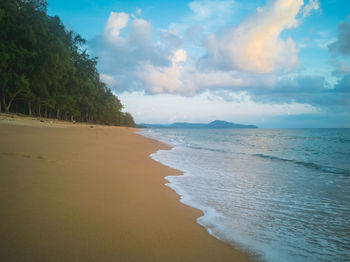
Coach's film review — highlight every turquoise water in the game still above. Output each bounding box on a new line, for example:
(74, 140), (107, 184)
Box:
(139, 128), (350, 262)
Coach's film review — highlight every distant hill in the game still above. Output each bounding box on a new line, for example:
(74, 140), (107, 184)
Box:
(139, 120), (258, 129)
(207, 120), (258, 128)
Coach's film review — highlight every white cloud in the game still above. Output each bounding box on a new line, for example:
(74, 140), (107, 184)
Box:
(172, 49), (187, 63)
(100, 73), (116, 87)
(160, 28), (183, 49)
(95, 1), (304, 95)
(137, 49), (188, 94)
(188, 0), (235, 21)
(202, 0), (303, 73)
(302, 0), (320, 18)
(136, 51), (277, 96)
(90, 11), (171, 86)
(169, 0), (236, 35)
(92, 0), (342, 109)
(104, 12), (129, 42)
(129, 19), (152, 43)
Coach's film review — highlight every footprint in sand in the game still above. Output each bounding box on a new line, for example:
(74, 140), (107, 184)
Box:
(2, 152), (48, 161)
(3, 152), (19, 156)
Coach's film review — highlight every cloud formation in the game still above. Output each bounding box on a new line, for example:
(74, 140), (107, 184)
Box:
(327, 21), (350, 106)
(90, 11), (171, 79)
(137, 49), (188, 94)
(329, 22), (350, 56)
(104, 12), (129, 41)
(171, 0), (236, 34)
(188, 0), (235, 22)
(89, 0), (349, 113)
(302, 0), (320, 17)
(202, 0), (302, 73)
(332, 61), (350, 76)
(334, 75), (350, 93)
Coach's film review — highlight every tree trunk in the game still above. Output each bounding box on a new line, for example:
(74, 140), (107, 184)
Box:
(28, 100), (32, 116)
(38, 104), (41, 117)
(2, 89), (21, 113)
(57, 108), (60, 119)
(2, 94), (8, 113)
(0, 95), (5, 112)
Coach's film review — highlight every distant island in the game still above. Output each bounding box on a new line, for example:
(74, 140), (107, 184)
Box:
(139, 120), (258, 128)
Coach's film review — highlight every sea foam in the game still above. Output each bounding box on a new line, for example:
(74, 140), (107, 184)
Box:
(140, 128), (350, 262)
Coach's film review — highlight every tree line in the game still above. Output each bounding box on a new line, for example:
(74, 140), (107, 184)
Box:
(0, 0), (135, 127)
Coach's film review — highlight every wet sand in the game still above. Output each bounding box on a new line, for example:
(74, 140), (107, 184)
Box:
(0, 115), (251, 261)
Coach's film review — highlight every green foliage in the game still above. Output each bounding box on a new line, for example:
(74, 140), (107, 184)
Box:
(0, 0), (135, 126)
(123, 112), (136, 127)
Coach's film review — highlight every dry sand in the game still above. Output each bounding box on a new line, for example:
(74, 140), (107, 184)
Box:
(0, 114), (251, 262)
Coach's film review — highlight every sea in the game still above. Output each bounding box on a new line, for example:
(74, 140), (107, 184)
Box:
(139, 128), (350, 262)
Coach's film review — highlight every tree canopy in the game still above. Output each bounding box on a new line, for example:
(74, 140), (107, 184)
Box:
(0, 0), (135, 127)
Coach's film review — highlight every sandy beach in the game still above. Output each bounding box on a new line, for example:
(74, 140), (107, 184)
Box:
(0, 115), (250, 262)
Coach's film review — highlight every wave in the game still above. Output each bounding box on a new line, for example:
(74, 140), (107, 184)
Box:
(252, 154), (350, 175)
(187, 145), (228, 154)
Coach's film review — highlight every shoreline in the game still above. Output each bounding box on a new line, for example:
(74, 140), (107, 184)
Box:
(139, 130), (255, 261)
(130, 131), (254, 262)
(0, 115), (251, 261)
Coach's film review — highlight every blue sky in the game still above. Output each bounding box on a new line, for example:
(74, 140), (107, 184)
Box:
(48, 0), (350, 127)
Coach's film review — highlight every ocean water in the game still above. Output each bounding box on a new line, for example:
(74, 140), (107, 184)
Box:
(139, 128), (350, 262)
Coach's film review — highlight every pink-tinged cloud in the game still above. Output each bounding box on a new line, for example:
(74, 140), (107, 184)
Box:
(203, 0), (303, 73)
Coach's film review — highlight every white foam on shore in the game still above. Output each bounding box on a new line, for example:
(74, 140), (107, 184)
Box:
(138, 128), (350, 262)
(149, 150), (264, 262)
(140, 129), (268, 261)
(150, 148), (306, 262)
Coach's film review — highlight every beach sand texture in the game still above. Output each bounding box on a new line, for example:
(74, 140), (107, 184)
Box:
(0, 117), (250, 262)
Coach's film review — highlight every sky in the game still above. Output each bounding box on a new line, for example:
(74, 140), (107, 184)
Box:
(47, 0), (350, 127)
